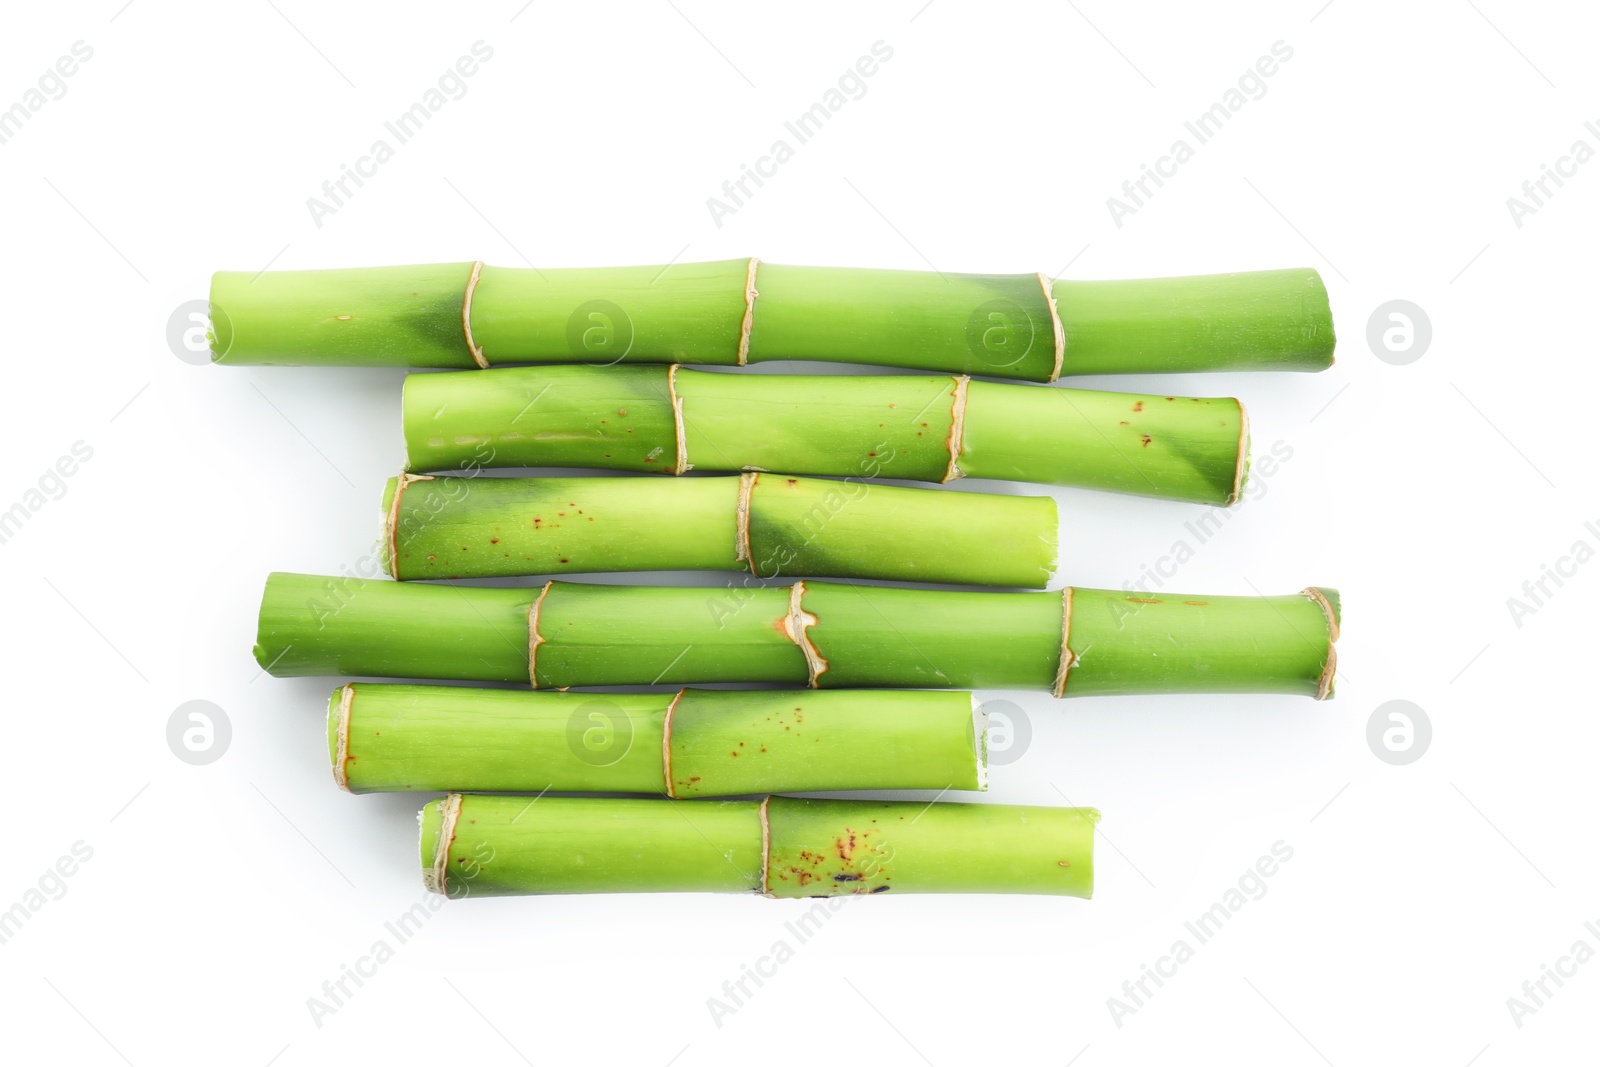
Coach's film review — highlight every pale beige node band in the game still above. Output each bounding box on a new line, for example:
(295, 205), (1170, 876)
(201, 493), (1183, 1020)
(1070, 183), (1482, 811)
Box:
(1051, 587), (1076, 699)
(733, 473), (757, 568)
(757, 795), (773, 895)
(667, 363), (692, 475)
(660, 689), (685, 798)
(782, 581), (829, 687)
(526, 582), (553, 688)
(1040, 272), (1066, 382)
(462, 260), (490, 368)
(736, 256), (760, 365)
(941, 376), (971, 483)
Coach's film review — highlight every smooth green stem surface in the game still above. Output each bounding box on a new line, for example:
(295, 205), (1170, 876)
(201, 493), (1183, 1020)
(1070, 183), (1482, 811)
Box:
(330, 683), (983, 796)
(210, 260), (1334, 378)
(402, 365), (1249, 505)
(420, 794), (1098, 898)
(256, 573), (1341, 698)
(382, 472), (1057, 587)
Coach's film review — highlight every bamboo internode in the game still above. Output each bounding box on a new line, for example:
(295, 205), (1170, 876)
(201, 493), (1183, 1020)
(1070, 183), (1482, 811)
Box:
(210, 259), (1334, 379)
(256, 572), (1340, 699)
(420, 793), (1100, 898)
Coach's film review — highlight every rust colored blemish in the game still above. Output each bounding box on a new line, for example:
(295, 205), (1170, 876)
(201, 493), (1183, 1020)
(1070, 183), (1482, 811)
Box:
(618, 408), (628, 416)
(1132, 401), (1143, 412)
(689, 776), (700, 783)
(1119, 420), (1130, 426)
(1140, 434), (1152, 447)
(489, 537), (500, 544)
(559, 558), (569, 564)
(1058, 860), (1071, 867)
(1184, 600), (1208, 606)
(1126, 597), (1161, 604)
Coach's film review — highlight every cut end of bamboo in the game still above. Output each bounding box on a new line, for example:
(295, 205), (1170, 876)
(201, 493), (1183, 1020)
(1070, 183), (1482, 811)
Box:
(1302, 586), (1342, 700)
(972, 694), (990, 792)
(328, 684), (355, 792)
(1056, 267), (1337, 376)
(381, 473), (434, 580)
(209, 263), (483, 368)
(422, 793), (464, 897)
(1228, 401), (1252, 506)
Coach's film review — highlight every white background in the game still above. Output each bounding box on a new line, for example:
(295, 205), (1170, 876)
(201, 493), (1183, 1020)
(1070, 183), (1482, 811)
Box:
(1, 1), (1595, 1063)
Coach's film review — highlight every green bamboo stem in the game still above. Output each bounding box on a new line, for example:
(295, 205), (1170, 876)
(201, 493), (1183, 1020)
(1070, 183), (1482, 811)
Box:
(381, 471), (1057, 587)
(330, 683), (984, 796)
(403, 365), (1250, 506)
(209, 259), (1334, 379)
(256, 572), (1340, 698)
(419, 793), (1099, 898)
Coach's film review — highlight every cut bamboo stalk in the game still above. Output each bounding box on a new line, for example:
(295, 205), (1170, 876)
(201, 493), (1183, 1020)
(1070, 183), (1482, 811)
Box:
(209, 259), (1334, 379)
(403, 365), (1251, 506)
(256, 573), (1341, 698)
(381, 472), (1058, 587)
(419, 793), (1099, 898)
(330, 683), (985, 796)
